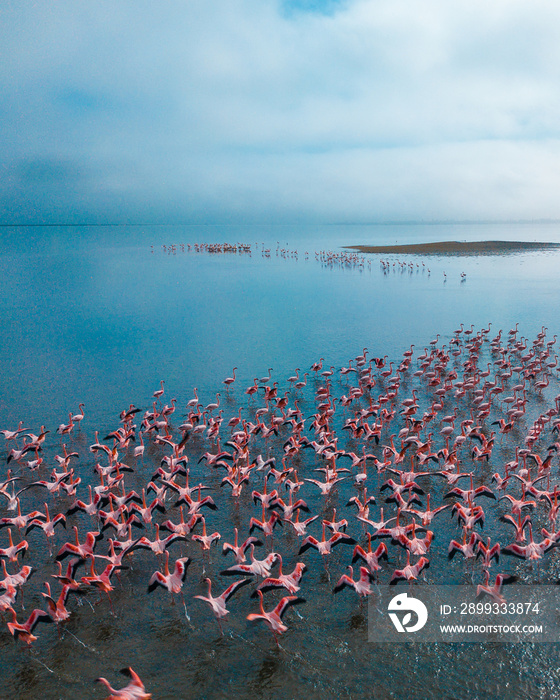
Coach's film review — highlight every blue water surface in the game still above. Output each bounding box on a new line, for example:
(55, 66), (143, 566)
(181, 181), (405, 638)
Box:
(1, 222), (560, 700)
(1, 221), (560, 428)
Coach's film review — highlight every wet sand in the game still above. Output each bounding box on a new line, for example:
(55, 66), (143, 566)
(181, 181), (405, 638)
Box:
(345, 240), (560, 255)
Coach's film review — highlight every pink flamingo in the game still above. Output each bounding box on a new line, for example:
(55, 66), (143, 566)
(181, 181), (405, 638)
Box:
(95, 667), (152, 700)
(194, 577), (250, 633)
(223, 367), (237, 390)
(247, 591), (305, 644)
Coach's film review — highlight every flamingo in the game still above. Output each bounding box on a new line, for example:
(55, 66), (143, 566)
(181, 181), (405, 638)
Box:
(42, 582), (72, 625)
(502, 524), (556, 561)
(67, 485), (108, 518)
(448, 531), (481, 560)
(191, 517), (221, 551)
(223, 368), (237, 390)
(476, 572), (517, 604)
(24, 426), (49, 450)
(56, 527), (103, 561)
(452, 503), (486, 531)
(252, 556), (306, 595)
(95, 667), (152, 700)
(1, 560), (34, 591)
(287, 368), (300, 385)
(0, 584), (18, 613)
(0, 472), (22, 510)
(161, 399), (177, 417)
(130, 432), (145, 460)
(245, 378), (259, 399)
(0, 528), (29, 562)
(294, 373), (309, 391)
(26, 503), (66, 539)
(153, 380), (165, 400)
(247, 590), (305, 643)
(184, 389), (199, 411)
(56, 412), (75, 436)
(205, 393), (221, 413)
(304, 476), (346, 497)
(71, 403), (86, 427)
(333, 565), (376, 597)
(404, 495), (450, 527)
(288, 511), (319, 537)
(17, 468), (73, 497)
(228, 407), (243, 429)
(134, 524), (187, 557)
(310, 358), (324, 373)
(252, 477), (279, 508)
(120, 404), (141, 422)
(476, 537), (501, 569)
(259, 368), (273, 384)
(499, 512), (531, 543)
(397, 522), (434, 556)
(194, 577), (250, 633)
(389, 552), (430, 584)
(346, 490), (376, 520)
(0, 499), (46, 531)
(299, 523), (356, 556)
(351, 534), (388, 575)
(147, 551), (190, 600)
(270, 491), (309, 520)
(222, 528), (262, 563)
(80, 555), (121, 610)
(221, 545), (278, 578)
(130, 490), (166, 524)
(6, 606), (51, 645)
(160, 507), (201, 538)
(249, 507), (283, 538)
(322, 508), (348, 534)
(0, 421), (28, 441)
(6, 442), (35, 464)
(356, 508), (397, 534)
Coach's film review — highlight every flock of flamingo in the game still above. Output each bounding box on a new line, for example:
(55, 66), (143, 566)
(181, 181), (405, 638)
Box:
(154, 241), (470, 283)
(1, 321), (560, 698)
(156, 241), (440, 275)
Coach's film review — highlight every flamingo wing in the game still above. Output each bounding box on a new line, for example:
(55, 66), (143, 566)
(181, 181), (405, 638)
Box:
(274, 596), (305, 619)
(222, 577), (251, 602)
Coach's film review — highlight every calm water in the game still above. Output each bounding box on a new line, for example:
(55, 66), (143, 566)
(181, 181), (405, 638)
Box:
(2, 221), (560, 427)
(1, 222), (560, 699)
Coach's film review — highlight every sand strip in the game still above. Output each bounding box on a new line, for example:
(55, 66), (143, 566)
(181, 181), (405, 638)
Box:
(345, 240), (560, 255)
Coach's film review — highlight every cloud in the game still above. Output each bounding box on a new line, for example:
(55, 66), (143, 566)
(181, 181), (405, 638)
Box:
(1, 0), (560, 223)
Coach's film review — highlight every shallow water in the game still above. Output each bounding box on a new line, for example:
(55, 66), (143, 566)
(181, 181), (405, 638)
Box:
(2, 221), (560, 427)
(1, 222), (560, 699)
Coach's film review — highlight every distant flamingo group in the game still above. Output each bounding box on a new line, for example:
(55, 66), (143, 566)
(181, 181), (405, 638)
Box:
(155, 241), (467, 279)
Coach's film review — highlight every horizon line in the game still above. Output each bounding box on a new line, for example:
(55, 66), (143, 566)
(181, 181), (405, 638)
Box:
(2, 218), (560, 227)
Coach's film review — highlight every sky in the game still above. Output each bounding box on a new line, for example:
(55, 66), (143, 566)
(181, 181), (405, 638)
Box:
(1, 0), (560, 224)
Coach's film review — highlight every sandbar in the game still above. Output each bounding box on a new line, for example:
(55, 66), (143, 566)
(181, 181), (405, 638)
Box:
(345, 240), (560, 256)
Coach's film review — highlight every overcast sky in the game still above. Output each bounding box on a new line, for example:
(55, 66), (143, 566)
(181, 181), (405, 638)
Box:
(1, 0), (560, 224)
